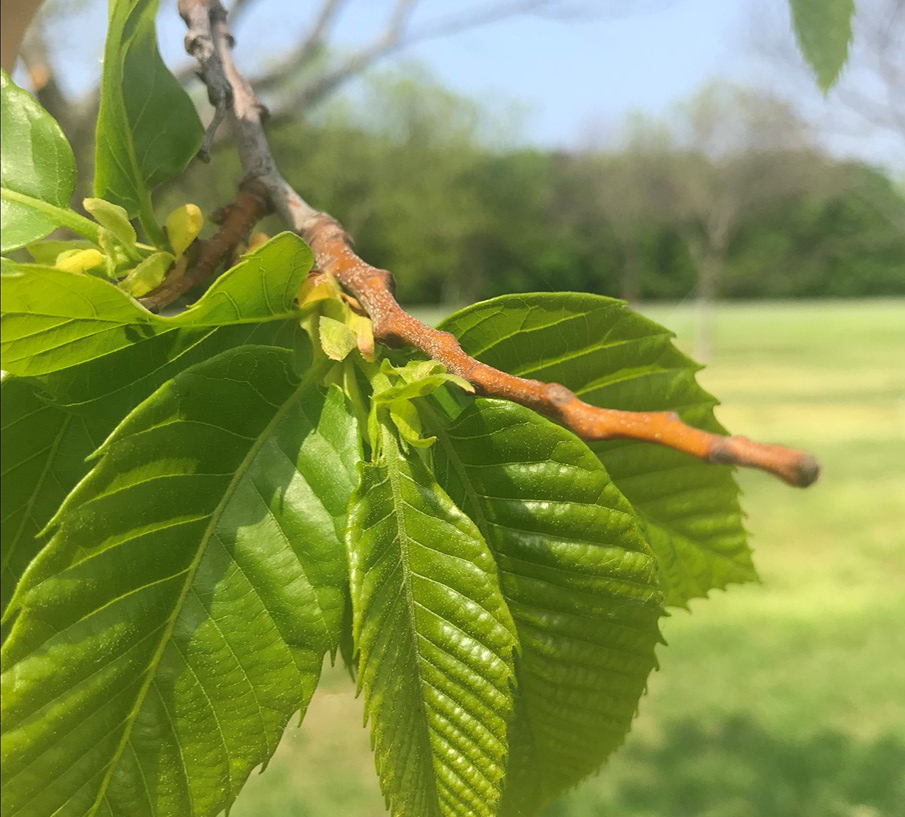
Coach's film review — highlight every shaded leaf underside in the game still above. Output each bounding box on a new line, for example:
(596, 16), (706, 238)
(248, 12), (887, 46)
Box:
(788, 0), (855, 92)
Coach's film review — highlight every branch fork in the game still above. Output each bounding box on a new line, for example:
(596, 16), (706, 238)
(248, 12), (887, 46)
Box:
(149, 0), (820, 488)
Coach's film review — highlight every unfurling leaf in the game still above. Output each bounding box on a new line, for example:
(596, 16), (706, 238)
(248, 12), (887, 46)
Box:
(25, 239), (98, 265)
(320, 314), (359, 361)
(54, 248), (106, 274)
(350, 310), (376, 361)
(440, 293), (752, 607)
(390, 399), (435, 448)
(347, 418), (517, 817)
(298, 273), (342, 307)
(83, 196), (139, 257)
(166, 202), (204, 256)
(119, 250), (173, 297)
(372, 360), (472, 405)
(1, 346), (360, 817)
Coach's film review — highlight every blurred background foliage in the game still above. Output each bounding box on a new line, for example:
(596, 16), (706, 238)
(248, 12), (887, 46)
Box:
(155, 72), (905, 307)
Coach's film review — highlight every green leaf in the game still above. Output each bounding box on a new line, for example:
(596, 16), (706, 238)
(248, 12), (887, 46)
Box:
(94, 0), (203, 237)
(1, 235), (312, 606)
(0, 316), (306, 622)
(439, 293), (752, 607)
(426, 397), (662, 815)
(347, 417), (517, 817)
(0, 377), (100, 617)
(789, 0), (855, 92)
(1, 231), (311, 382)
(1, 345), (360, 817)
(0, 70), (99, 252)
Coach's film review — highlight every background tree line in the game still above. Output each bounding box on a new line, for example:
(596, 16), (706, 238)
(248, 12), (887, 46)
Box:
(151, 69), (904, 308)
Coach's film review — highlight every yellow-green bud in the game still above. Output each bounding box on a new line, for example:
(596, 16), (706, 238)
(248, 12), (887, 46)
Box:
(166, 204), (204, 257)
(55, 248), (106, 273)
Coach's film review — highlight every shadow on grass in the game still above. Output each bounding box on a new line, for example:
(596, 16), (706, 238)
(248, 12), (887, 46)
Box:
(546, 717), (905, 817)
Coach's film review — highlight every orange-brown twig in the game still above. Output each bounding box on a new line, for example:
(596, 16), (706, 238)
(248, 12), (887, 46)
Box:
(176, 0), (820, 488)
(140, 181), (269, 312)
(304, 215), (819, 487)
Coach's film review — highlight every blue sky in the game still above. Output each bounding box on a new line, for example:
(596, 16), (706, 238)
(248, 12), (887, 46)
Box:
(38, 0), (768, 145)
(28, 0), (902, 167)
(223, 0), (757, 148)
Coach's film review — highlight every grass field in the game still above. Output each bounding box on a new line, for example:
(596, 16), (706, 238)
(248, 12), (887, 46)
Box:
(232, 299), (905, 817)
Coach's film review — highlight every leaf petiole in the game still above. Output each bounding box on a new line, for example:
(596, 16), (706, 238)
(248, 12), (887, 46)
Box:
(0, 189), (101, 245)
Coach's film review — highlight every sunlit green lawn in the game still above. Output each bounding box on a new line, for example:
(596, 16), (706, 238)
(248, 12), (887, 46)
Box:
(232, 299), (905, 817)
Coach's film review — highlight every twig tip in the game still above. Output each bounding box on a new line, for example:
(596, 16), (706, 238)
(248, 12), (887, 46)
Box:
(794, 454), (821, 488)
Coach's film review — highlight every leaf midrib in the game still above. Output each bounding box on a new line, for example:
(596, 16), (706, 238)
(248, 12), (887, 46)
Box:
(427, 413), (555, 806)
(380, 425), (443, 817)
(83, 359), (328, 817)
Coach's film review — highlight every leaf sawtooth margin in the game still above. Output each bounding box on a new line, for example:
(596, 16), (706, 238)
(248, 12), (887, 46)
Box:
(426, 397), (663, 816)
(1, 344), (360, 817)
(439, 293), (752, 607)
(347, 418), (518, 817)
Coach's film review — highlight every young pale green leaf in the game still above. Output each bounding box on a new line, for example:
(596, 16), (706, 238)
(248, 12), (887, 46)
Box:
(119, 251), (174, 297)
(1, 345), (360, 817)
(426, 397), (662, 816)
(54, 248), (106, 274)
(94, 0), (203, 229)
(347, 419), (517, 817)
(0, 377), (101, 617)
(789, 0), (855, 92)
(1, 231), (311, 381)
(319, 314), (359, 361)
(439, 294), (752, 608)
(0, 70), (97, 252)
(83, 197), (140, 256)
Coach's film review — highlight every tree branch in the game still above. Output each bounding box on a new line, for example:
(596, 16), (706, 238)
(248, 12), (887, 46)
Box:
(250, 0), (415, 101)
(139, 179), (269, 312)
(172, 0), (819, 488)
(288, 0), (350, 71)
